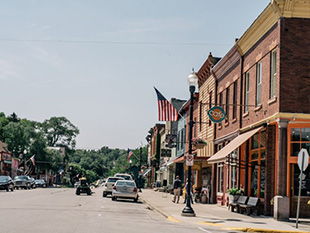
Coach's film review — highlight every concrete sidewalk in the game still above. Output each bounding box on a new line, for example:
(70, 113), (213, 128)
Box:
(140, 189), (310, 233)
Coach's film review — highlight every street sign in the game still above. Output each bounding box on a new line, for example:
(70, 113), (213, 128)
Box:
(186, 154), (194, 166)
(296, 148), (309, 229)
(298, 149), (309, 171)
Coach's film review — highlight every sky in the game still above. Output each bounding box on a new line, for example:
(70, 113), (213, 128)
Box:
(0, 0), (270, 150)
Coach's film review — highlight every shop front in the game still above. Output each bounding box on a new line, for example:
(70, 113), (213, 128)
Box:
(0, 152), (12, 176)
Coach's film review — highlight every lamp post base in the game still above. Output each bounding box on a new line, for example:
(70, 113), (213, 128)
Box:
(181, 207), (196, 217)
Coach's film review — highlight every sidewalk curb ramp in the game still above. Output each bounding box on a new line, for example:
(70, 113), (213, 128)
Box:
(225, 227), (310, 233)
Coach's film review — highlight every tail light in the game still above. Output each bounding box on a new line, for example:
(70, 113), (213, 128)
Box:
(112, 186), (116, 190)
(133, 187), (137, 192)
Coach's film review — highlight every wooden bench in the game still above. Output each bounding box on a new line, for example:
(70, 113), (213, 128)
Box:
(229, 196), (247, 213)
(239, 197), (260, 216)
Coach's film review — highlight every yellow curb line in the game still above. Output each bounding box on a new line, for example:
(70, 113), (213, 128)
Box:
(197, 221), (224, 226)
(167, 216), (182, 223)
(223, 227), (310, 233)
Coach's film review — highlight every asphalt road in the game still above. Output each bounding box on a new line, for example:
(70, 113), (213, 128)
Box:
(0, 187), (235, 233)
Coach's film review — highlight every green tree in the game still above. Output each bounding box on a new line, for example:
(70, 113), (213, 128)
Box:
(0, 112), (9, 141)
(42, 116), (79, 149)
(3, 120), (33, 157)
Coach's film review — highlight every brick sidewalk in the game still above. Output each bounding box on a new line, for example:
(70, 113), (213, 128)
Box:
(139, 188), (310, 233)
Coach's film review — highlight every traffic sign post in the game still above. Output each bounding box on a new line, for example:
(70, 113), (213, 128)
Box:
(296, 149), (309, 229)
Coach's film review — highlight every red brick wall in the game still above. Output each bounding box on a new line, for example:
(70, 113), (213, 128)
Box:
(279, 18), (310, 113)
(241, 22), (280, 128)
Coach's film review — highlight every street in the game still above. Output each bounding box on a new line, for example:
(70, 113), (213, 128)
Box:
(0, 187), (234, 233)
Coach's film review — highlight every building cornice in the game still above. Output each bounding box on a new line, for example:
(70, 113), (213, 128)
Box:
(237, 0), (310, 55)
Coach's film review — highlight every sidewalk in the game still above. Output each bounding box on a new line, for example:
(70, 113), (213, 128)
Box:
(140, 189), (310, 233)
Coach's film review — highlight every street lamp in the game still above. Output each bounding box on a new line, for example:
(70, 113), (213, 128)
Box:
(182, 69), (198, 217)
(138, 142), (143, 192)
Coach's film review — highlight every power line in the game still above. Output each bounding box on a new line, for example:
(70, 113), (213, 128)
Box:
(0, 38), (232, 46)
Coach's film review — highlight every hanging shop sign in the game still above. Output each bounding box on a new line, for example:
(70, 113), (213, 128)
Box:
(186, 154), (194, 166)
(208, 106), (226, 123)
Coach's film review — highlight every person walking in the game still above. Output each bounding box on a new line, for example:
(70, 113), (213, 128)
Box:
(172, 175), (182, 203)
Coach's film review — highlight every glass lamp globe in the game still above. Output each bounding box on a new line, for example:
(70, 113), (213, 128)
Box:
(187, 70), (198, 87)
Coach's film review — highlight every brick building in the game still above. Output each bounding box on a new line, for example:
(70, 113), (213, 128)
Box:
(207, 0), (310, 218)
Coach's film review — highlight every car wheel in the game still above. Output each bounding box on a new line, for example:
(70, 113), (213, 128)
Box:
(76, 189), (80, 195)
(103, 192), (107, 197)
(134, 197), (138, 202)
(6, 187), (9, 192)
(87, 189), (91, 195)
(10, 187), (14, 192)
(111, 196), (116, 201)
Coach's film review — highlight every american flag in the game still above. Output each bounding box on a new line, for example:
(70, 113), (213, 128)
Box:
(127, 149), (133, 162)
(30, 155), (35, 166)
(154, 87), (178, 121)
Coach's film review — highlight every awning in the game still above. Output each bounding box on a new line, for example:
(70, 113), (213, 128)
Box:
(174, 155), (184, 163)
(142, 168), (151, 177)
(208, 127), (263, 164)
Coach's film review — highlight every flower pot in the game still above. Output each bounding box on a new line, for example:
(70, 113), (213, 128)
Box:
(195, 143), (205, 149)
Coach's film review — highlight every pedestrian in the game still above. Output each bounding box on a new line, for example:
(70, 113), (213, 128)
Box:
(172, 175), (182, 203)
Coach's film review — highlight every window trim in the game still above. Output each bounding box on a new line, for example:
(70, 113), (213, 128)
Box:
(256, 61), (262, 106)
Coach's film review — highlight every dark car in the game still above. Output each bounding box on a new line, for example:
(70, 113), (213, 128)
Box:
(76, 179), (92, 195)
(14, 176), (32, 189)
(0, 176), (14, 192)
(35, 179), (47, 188)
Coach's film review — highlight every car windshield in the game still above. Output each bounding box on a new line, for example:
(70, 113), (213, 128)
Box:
(0, 176), (8, 181)
(115, 174), (131, 180)
(107, 178), (121, 182)
(15, 176), (27, 180)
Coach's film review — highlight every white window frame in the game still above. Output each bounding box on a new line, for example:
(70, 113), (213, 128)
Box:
(256, 62), (262, 106)
(270, 49), (277, 98)
(244, 72), (250, 113)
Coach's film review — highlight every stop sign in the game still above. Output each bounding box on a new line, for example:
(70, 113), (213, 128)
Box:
(298, 149), (309, 172)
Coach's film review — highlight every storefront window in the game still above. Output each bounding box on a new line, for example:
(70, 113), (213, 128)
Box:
(217, 164), (223, 193)
(229, 149), (238, 189)
(251, 133), (259, 149)
(249, 130), (265, 198)
(251, 162), (258, 196)
(301, 128), (310, 141)
(291, 128), (301, 141)
(290, 128), (310, 156)
(289, 126), (310, 198)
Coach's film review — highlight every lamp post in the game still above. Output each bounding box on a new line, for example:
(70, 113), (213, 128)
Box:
(182, 70), (198, 217)
(139, 142), (143, 192)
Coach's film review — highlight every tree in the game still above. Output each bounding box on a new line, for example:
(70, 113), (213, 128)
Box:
(3, 120), (33, 157)
(0, 112), (9, 141)
(42, 116), (79, 149)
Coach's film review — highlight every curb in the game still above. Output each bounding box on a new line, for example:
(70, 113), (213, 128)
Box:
(140, 197), (169, 218)
(225, 227), (310, 233)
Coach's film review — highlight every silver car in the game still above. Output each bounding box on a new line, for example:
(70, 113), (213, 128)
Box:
(111, 180), (138, 202)
(102, 177), (124, 197)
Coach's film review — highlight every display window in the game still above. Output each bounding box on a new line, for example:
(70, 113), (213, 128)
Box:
(248, 130), (266, 198)
(288, 125), (310, 197)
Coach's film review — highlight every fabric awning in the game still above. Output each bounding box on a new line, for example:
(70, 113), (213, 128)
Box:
(208, 127), (263, 164)
(142, 168), (151, 177)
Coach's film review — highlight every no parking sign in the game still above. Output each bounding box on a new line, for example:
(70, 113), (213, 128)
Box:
(186, 154), (194, 166)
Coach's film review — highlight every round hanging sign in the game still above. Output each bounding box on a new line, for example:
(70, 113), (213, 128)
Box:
(208, 106), (226, 123)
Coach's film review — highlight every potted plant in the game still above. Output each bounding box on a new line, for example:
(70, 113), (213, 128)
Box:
(228, 188), (242, 204)
(192, 138), (207, 149)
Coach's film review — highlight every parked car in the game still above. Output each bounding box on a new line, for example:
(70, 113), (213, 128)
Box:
(35, 179), (47, 188)
(102, 177), (124, 197)
(14, 176), (32, 189)
(0, 176), (14, 192)
(114, 173), (133, 180)
(28, 177), (36, 189)
(111, 180), (138, 202)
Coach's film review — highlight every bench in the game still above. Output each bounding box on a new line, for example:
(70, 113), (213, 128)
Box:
(239, 197), (260, 216)
(229, 196), (247, 213)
